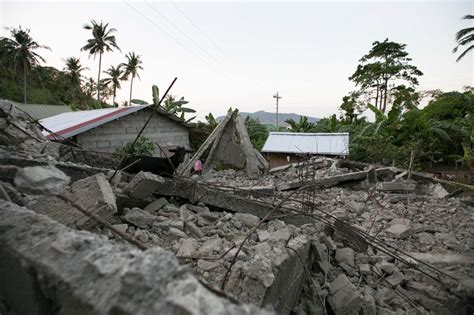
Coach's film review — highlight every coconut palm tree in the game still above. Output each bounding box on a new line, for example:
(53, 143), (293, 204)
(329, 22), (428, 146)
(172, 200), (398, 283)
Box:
(102, 65), (123, 106)
(453, 15), (474, 62)
(121, 52), (143, 106)
(0, 26), (50, 103)
(63, 57), (87, 102)
(81, 20), (120, 102)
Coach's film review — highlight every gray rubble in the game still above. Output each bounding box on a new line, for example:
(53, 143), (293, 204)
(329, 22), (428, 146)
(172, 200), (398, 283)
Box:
(0, 98), (473, 314)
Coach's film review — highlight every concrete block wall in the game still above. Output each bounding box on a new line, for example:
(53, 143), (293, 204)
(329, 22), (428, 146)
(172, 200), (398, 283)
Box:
(77, 109), (190, 157)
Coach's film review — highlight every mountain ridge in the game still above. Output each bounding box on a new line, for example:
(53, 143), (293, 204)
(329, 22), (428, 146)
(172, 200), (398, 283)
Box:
(217, 110), (319, 127)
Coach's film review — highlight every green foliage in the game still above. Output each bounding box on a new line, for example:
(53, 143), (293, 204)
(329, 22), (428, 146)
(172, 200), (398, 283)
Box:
(116, 136), (155, 156)
(205, 113), (218, 129)
(349, 39), (423, 113)
(453, 15), (474, 62)
(1, 26), (51, 103)
(423, 91), (473, 120)
(162, 94), (196, 121)
(245, 116), (269, 151)
(81, 20), (120, 102)
(285, 116), (316, 132)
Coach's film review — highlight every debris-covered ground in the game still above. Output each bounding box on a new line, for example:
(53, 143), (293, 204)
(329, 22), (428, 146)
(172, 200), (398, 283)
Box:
(0, 99), (473, 314)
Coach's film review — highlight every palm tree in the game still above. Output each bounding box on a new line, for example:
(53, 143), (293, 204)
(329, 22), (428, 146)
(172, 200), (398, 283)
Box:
(121, 52), (143, 106)
(102, 65), (123, 106)
(63, 57), (87, 102)
(0, 26), (50, 103)
(453, 15), (474, 62)
(81, 20), (120, 102)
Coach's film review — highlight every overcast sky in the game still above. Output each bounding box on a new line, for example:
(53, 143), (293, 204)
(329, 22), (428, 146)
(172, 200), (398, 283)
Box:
(1, 0), (472, 121)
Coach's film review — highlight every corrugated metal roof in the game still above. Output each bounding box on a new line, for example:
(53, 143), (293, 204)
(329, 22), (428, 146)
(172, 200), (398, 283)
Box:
(261, 132), (350, 156)
(39, 105), (191, 140)
(9, 101), (72, 120)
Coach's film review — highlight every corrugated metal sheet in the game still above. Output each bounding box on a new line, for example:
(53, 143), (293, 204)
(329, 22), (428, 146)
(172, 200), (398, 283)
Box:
(10, 101), (72, 120)
(261, 132), (350, 156)
(39, 105), (191, 140)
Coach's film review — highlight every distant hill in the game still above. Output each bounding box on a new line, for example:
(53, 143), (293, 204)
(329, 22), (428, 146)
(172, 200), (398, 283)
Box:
(217, 110), (319, 127)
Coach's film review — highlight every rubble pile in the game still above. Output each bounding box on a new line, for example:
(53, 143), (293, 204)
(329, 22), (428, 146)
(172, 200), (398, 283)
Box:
(1, 99), (473, 314)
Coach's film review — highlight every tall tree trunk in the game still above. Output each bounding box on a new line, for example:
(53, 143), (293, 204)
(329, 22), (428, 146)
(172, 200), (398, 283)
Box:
(23, 62), (27, 104)
(129, 75), (134, 106)
(375, 85), (379, 110)
(113, 86), (116, 107)
(382, 78), (389, 113)
(97, 52), (102, 103)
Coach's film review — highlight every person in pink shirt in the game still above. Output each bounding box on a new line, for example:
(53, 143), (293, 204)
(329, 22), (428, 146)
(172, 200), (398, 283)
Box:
(194, 159), (203, 175)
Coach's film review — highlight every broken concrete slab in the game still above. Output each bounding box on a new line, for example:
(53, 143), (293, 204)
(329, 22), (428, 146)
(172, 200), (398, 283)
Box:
(0, 200), (269, 315)
(143, 197), (169, 213)
(177, 238), (199, 257)
(125, 171), (164, 199)
(376, 180), (417, 192)
(153, 177), (307, 226)
(123, 207), (158, 228)
(29, 173), (117, 230)
(335, 247), (355, 267)
(385, 218), (412, 239)
(235, 212), (261, 228)
(328, 274), (363, 315)
(277, 170), (369, 191)
(14, 165), (70, 195)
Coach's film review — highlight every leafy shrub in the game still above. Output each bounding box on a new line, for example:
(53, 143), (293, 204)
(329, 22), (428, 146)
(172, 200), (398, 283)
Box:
(116, 136), (155, 156)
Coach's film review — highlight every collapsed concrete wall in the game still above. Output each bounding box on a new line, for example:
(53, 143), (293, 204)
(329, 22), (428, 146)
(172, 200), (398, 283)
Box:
(0, 200), (270, 315)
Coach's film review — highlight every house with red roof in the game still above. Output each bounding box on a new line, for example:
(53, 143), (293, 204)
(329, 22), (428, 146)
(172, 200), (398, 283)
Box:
(40, 105), (192, 157)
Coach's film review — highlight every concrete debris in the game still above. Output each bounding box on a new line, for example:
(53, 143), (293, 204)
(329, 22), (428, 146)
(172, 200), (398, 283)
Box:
(123, 207), (158, 228)
(1, 104), (472, 314)
(385, 218), (412, 238)
(125, 171), (164, 199)
(180, 109), (268, 178)
(328, 274), (364, 314)
(234, 212), (261, 228)
(29, 173), (117, 230)
(376, 179), (417, 192)
(143, 197), (168, 213)
(335, 247), (355, 267)
(14, 165), (70, 195)
(0, 200), (269, 315)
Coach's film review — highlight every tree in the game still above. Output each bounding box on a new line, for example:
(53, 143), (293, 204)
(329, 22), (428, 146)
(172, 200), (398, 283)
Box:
(121, 52), (143, 106)
(339, 92), (364, 123)
(102, 65), (123, 106)
(63, 57), (87, 102)
(349, 39), (423, 113)
(0, 26), (50, 103)
(163, 94), (196, 121)
(205, 113), (218, 130)
(285, 116), (315, 132)
(81, 20), (120, 102)
(453, 15), (474, 62)
(245, 116), (269, 151)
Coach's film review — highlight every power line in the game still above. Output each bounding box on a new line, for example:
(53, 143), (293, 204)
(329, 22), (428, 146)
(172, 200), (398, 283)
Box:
(168, 0), (226, 56)
(124, 1), (227, 78)
(144, 0), (222, 64)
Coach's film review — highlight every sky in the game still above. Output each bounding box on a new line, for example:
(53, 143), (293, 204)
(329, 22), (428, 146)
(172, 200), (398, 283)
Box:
(1, 0), (473, 121)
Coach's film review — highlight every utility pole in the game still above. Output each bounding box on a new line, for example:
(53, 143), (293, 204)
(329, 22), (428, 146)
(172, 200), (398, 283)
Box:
(273, 92), (282, 128)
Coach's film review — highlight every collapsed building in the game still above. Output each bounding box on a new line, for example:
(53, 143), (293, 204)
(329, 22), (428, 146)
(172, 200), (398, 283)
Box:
(0, 99), (473, 314)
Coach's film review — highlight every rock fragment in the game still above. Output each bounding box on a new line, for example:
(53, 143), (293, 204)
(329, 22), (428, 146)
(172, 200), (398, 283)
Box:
(328, 274), (363, 314)
(335, 247), (355, 267)
(14, 166), (70, 195)
(123, 208), (157, 228)
(125, 171), (164, 199)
